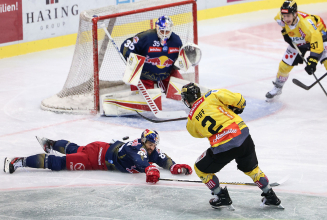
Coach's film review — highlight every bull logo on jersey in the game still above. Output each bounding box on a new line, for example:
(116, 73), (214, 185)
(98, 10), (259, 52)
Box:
(145, 55), (174, 69)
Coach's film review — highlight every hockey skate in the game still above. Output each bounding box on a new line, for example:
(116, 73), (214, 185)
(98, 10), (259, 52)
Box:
(266, 81), (283, 102)
(3, 157), (24, 174)
(209, 187), (235, 211)
(261, 188), (284, 209)
(36, 136), (55, 153)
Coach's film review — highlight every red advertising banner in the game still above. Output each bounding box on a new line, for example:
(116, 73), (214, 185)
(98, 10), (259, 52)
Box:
(0, 0), (23, 44)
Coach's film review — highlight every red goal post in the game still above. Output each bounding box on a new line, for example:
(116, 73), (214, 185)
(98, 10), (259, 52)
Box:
(41, 0), (198, 114)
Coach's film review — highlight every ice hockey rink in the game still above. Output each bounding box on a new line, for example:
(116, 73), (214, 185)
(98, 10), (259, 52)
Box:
(1, 2), (327, 220)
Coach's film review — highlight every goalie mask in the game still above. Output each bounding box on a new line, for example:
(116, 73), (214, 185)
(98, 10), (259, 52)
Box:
(174, 43), (202, 72)
(141, 129), (160, 145)
(155, 16), (173, 46)
(181, 83), (201, 108)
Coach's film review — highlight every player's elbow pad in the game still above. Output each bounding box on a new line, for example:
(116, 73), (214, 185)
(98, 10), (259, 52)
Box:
(281, 29), (294, 48)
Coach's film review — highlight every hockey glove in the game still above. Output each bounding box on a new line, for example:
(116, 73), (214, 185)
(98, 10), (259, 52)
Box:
(170, 164), (193, 175)
(228, 106), (244, 115)
(145, 165), (160, 183)
(305, 56), (318, 75)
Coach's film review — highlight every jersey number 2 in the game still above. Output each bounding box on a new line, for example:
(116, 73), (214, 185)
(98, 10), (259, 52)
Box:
(201, 116), (223, 135)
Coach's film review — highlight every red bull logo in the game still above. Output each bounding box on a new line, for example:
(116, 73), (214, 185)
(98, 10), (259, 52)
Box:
(145, 55), (175, 69)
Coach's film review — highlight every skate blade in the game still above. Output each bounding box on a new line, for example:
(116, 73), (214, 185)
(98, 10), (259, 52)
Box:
(211, 204), (235, 211)
(3, 157), (10, 173)
(260, 201), (284, 209)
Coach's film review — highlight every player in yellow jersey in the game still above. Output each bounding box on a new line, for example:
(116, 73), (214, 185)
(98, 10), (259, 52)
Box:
(266, 0), (327, 101)
(181, 83), (283, 210)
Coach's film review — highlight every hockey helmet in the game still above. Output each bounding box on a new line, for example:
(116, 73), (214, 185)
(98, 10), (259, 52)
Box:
(141, 129), (160, 145)
(181, 83), (201, 108)
(155, 16), (173, 46)
(281, 0), (297, 14)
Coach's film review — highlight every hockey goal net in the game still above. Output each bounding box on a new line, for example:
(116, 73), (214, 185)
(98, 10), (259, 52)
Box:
(41, 0), (198, 114)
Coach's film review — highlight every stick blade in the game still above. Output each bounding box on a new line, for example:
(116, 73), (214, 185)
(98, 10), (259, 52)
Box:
(292, 78), (310, 90)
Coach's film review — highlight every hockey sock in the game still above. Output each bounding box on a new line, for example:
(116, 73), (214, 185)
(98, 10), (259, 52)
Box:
(194, 164), (220, 192)
(276, 61), (293, 86)
(25, 154), (46, 168)
(25, 154), (66, 171)
(244, 166), (271, 192)
(53, 140), (79, 154)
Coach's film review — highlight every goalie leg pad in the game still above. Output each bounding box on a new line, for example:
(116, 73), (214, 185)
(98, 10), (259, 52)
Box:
(101, 88), (162, 116)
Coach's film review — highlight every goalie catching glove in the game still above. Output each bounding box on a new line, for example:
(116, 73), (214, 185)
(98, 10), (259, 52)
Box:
(145, 165), (160, 183)
(174, 43), (202, 72)
(170, 164), (193, 175)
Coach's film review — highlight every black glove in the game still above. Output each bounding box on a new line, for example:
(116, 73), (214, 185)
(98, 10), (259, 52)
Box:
(298, 43), (311, 55)
(228, 106), (244, 115)
(281, 29), (294, 48)
(305, 56), (318, 75)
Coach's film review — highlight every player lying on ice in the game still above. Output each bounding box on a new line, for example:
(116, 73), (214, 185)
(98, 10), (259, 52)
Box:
(101, 15), (202, 116)
(181, 83), (283, 210)
(266, 0), (327, 101)
(3, 129), (192, 184)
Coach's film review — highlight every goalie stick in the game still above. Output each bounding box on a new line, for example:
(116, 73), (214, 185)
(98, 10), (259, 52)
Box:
(136, 111), (187, 123)
(159, 175), (289, 187)
(291, 42), (327, 96)
(99, 22), (187, 119)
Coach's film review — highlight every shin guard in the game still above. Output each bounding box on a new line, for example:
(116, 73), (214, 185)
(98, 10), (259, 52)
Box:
(276, 61), (293, 85)
(244, 166), (269, 189)
(194, 164), (220, 191)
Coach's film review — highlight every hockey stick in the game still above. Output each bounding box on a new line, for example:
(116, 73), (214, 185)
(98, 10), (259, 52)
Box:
(159, 178), (283, 187)
(136, 110), (187, 123)
(99, 23), (187, 119)
(292, 72), (327, 90)
(291, 42), (327, 96)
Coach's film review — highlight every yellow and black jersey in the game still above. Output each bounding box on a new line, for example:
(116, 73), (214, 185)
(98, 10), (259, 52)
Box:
(186, 89), (249, 154)
(275, 11), (327, 56)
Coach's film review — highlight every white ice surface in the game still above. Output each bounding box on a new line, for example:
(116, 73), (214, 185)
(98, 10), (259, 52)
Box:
(1, 3), (327, 219)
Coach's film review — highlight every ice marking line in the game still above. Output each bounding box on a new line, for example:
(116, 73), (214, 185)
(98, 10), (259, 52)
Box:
(0, 117), (91, 138)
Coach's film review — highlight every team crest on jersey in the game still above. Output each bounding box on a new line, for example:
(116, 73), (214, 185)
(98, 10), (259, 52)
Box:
(288, 32), (295, 37)
(133, 36), (139, 44)
(163, 46), (168, 52)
